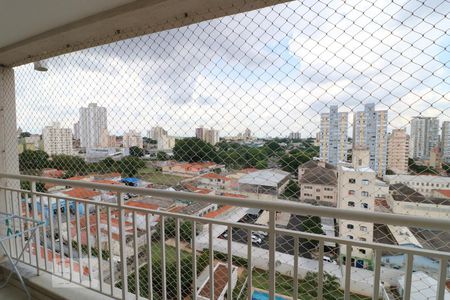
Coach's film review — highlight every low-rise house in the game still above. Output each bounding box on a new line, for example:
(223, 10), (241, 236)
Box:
(384, 174), (450, 197)
(238, 169), (290, 198)
(162, 161), (225, 177)
(388, 183), (450, 218)
(298, 160), (337, 206)
(197, 173), (232, 190)
(179, 202), (218, 217)
(197, 262), (238, 300)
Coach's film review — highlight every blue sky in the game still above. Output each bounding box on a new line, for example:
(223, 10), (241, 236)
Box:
(15, 0), (450, 138)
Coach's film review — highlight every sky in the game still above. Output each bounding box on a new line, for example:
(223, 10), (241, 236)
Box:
(14, 0), (450, 138)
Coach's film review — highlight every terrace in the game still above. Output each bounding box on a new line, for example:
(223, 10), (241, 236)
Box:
(0, 1), (449, 300)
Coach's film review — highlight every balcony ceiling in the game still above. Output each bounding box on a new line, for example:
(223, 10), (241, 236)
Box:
(0, 0), (288, 67)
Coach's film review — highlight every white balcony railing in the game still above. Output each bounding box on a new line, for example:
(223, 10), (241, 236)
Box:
(1, 173), (449, 300)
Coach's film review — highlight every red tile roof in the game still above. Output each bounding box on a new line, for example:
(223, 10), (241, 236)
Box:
(93, 179), (123, 185)
(125, 200), (159, 210)
(200, 173), (230, 181)
(204, 205), (233, 218)
(67, 175), (89, 181)
(62, 188), (101, 199)
(436, 189), (450, 198)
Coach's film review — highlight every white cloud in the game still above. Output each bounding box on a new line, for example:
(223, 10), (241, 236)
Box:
(14, 0), (449, 138)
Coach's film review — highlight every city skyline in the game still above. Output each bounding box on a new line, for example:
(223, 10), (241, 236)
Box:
(13, 0), (449, 138)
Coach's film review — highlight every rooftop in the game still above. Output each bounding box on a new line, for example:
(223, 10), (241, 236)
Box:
(390, 183), (450, 205)
(299, 166), (337, 186)
(238, 169), (290, 187)
(60, 188), (101, 199)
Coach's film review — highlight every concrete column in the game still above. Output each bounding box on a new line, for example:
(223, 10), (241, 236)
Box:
(0, 67), (19, 212)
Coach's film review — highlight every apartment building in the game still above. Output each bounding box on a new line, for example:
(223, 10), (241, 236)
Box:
(319, 105), (348, 165)
(79, 103), (107, 149)
(298, 160), (337, 206)
(196, 126), (219, 145)
(157, 134), (176, 150)
(442, 121), (450, 163)
(99, 129), (117, 148)
(409, 116), (439, 161)
(337, 147), (377, 269)
(384, 174), (450, 197)
(42, 122), (73, 155)
(387, 129), (409, 174)
(123, 130), (143, 148)
(353, 103), (388, 177)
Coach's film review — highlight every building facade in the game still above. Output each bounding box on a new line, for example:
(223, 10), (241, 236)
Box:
(353, 103), (388, 177)
(196, 126), (219, 145)
(79, 103), (107, 149)
(289, 132), (301, 140)
(156, 134), (176, 150)
(337, 147), (376, 269)
(298, 160), (337, 206)
(319, 105), (348, 165)
(442, 121), (450, 163)
(148, 126), (168, 141)
(387, 129), (409, 174)
(384, 174), (450, 197)
(123, 130), (143, 148)
(42, 122), (73, 155)
(409, 116), (439, 161)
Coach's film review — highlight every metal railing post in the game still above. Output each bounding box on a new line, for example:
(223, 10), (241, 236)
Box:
(31, 181), (40, 275)
(118, 192), (128, 299)
(268, 210), (276, 300)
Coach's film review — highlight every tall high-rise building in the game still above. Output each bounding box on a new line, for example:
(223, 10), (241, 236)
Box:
(157, 135), (176, 150)
(353, 104), (388, 177)
(196, 127), (219, 145)
(73, 121), (80, 140)
(42, 122), (73, 155)
(123, 130), (143, 148)
(243, 128), (252, 140)
(100, 129), (116, 148)
(289, 132), (301, 140)
(409, 116), (439, 160)
(79, 103), (107, 149)
(319, 106), (348, 165)
(442, 121), (450, 163)
(387, 129), (409, 174)
(149, 126), (168, 141)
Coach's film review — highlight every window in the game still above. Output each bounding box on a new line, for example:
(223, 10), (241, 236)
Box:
(347, 235), (354, 240)
(359, 249), (366, 254)
(316, 196), (320, 200)
(324, 187), (333, 191)
(362, 179), (369, 185)
(304, 186), (312, 190)
(348, 201), (355, 207)
(349, 178), (356, 184)
(360, 226), (368, 232)
(316, 188), (321, 192)
(359, 237), (367, 242)
(361, 203), (369, 209)
(347, 224), (354, 229)
(304, 193), (312, 197)
(358, 159), (362, 166)
(348, 190), (355, 195)
(361, 191), (369, 197)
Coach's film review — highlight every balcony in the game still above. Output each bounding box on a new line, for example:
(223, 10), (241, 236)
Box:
(1, 0), (450, 299)
(0, 173), (449, 299)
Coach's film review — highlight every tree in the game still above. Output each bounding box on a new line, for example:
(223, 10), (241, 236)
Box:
(19, 150), (49, 171)
(301, 271), (340, 299)
(302, 216), (324, 235)
(19, 132), (32, 138)
(20, 181), (46, 192)
(129, 146), (144, 157)
(255, 160), (268, 169)
(282, 180), (300, 199)
(173, 138), (217, 162)
(408, 158), (438, 175)
(116, 156), (145, 177)
(264, 140), (283, 156)
(279, 152), (311, 173)
(156, 151), (168, 161)
(51, 155), (87, 174)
